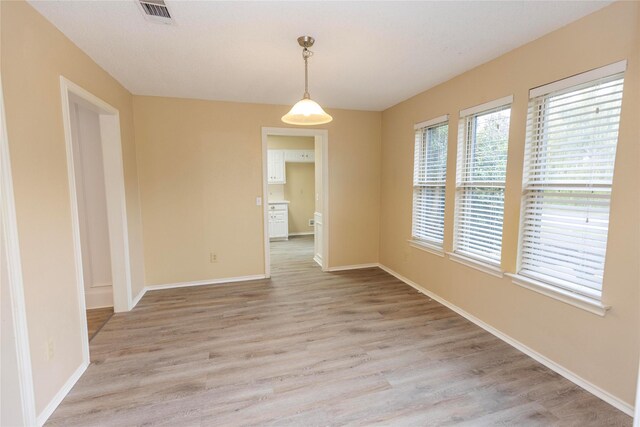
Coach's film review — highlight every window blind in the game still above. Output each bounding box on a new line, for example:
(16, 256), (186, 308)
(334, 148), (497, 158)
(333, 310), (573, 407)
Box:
(412, 117), (448, 247)
(454, 100), (511, 265)
(519, 70), (625, 300)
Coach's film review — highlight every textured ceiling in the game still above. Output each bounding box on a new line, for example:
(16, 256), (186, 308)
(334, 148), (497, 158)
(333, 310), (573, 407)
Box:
(29, 1), (611, 111)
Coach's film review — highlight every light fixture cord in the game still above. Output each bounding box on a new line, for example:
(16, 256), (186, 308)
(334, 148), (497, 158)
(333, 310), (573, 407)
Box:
(302, 47), (312, 99)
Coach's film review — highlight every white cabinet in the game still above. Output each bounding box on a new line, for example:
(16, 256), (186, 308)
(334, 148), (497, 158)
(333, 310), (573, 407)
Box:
(284, 149), (315, 163)
(267, 149), (314, 184)
(268, 202), (289, 240)
(267, 150), (286, 184)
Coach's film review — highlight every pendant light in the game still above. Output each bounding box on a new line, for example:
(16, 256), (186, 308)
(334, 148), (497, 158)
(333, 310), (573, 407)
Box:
(282, 36), (333, 126)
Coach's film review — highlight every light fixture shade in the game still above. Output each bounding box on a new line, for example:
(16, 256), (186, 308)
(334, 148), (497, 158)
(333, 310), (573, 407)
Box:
(281, 98), (333, 125)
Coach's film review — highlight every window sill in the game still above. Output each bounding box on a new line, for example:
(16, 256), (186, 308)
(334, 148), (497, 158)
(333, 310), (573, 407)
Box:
(446, 252), (503, 278)
(505, 273), (610, 317)
(408, 240), (444, 257)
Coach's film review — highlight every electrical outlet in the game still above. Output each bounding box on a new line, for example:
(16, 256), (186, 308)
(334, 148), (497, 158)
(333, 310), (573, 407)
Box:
(308, 219), (315, 226)
(210, 253), (217, 263)
(46, 338), (54, 361)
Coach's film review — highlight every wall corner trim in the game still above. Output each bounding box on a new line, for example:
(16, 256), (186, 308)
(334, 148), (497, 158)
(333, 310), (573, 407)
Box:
(313, 256), (323, 268)
(1, 75), (38, 426)
(130, 287), (147, 310)
(377, 263), (634, 417)
(36, 362), (88, 426)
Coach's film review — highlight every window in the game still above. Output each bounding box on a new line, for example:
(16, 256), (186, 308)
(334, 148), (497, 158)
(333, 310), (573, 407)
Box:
(454, 96), (512, 265)
(518, 62), (626, 302)
(412, 116), (449, 249)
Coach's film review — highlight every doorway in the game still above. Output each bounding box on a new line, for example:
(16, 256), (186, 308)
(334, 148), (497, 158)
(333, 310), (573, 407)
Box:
(261, 127), (328, 277)
(69, 96), (115, 341)
(60, 77), (133, 363)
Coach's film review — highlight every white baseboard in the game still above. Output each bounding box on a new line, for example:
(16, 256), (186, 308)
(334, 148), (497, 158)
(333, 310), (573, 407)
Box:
(145, 274), (267, 292)
(313, 255), (323, 268)
(377, 263), (634, 416)
(289, 232), (314, 236)
(84, 286), (113, 309)
(130, 287), (147, 309)
(36, 362), (88, 426)
(327, 263), (379, 272)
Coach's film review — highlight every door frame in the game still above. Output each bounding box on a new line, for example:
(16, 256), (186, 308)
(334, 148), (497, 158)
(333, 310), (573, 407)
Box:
(634, 359), (640, 426)
(60, 77), (134, 364)
(0, 75), (38, 426)
(261, 127), (329, 277)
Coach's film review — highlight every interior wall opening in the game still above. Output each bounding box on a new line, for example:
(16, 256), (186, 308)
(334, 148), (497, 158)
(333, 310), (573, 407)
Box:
(68, 95), (115, 342)
(262, 128), (328, 277)
(60, 77), (134, 369)
(266, 135), (317, 272)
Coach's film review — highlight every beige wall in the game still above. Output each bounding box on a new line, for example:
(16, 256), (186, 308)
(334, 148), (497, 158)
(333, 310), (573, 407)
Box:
(133, 96), (381, 285)
(379, 1), (640, 405)
(0, 0), (145, 414)
(267, 135), (314, 150)
(284, 163), (315, 234)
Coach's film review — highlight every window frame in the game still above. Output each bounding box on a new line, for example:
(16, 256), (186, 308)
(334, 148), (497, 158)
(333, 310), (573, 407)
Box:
(410, 115), (449, 254)
(511, 61), (626, 313)
(451, 96), (513, 270)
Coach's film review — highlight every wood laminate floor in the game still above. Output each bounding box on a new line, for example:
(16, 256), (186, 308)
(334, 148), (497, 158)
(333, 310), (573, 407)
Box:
(86, 307), (114, 342)
(47, 236), (631, 426)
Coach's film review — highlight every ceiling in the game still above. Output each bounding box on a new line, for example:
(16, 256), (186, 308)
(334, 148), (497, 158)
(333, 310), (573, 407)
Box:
(29, 1), (611, 111)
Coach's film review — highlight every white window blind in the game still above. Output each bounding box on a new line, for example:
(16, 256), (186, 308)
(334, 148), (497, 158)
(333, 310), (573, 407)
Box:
(412, 117), (449, 247)
(519, 67), (625, 301)
(454, 98), (512, 265)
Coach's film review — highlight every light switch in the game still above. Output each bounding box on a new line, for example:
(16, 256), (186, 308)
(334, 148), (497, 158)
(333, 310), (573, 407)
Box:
(256, 197), (262, 206)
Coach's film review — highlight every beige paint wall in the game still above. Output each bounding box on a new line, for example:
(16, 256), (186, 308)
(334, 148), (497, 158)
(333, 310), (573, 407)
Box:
(379, 1), (640, 405)
(0, 0), (145, 414)
(133, 96), (381, 285)
(284, 163), (315, 234)
(267, 135), (314, 150)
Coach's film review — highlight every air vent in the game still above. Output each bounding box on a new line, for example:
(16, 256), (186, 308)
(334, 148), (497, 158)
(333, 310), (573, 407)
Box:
(138, 0), (173, 24)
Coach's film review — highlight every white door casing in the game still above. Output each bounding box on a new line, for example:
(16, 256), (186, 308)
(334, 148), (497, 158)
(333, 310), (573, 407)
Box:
(60, 76), (134, 367)
(0, 73), (38, 427)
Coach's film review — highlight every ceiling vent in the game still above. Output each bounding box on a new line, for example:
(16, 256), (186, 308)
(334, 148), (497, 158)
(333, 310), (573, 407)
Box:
(138, 0), (173, 25)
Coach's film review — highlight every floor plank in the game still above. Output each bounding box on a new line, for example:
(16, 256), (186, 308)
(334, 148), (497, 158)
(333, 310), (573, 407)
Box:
(47, 236), (631, 426)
